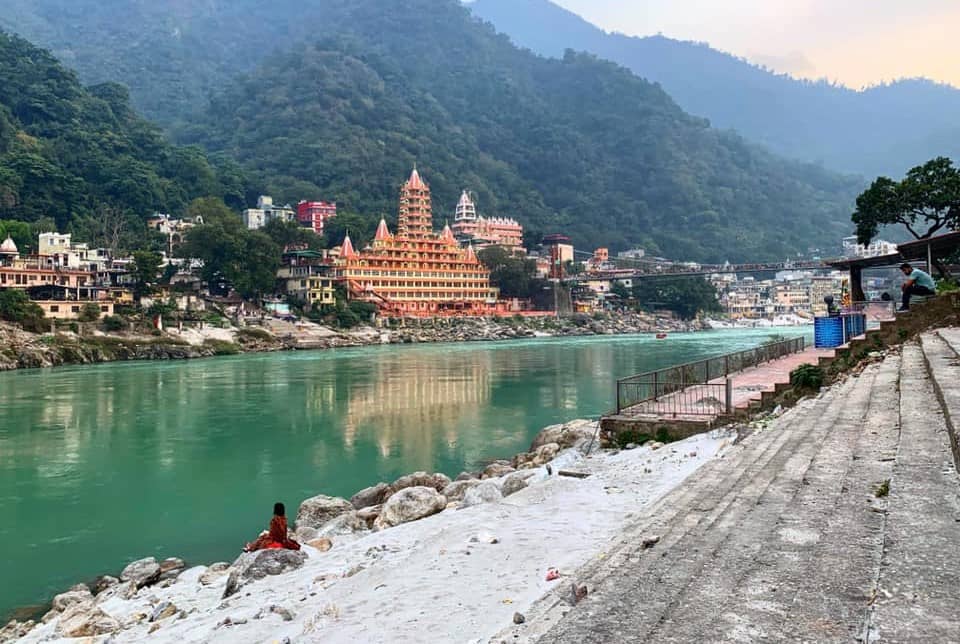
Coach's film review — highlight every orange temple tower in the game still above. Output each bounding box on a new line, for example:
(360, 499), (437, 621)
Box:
(337, 168), (501, 316)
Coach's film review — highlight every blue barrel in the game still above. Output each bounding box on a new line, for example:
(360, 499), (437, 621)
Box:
(814, 316), (844, 348)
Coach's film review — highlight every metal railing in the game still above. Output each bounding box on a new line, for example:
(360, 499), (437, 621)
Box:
(615, 336), (806, 415)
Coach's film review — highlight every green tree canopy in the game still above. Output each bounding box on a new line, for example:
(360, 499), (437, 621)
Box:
(130, 250), (163, 297)
(478, 246), (540, 299)
(177, 205), (281, 301)
(631, 276), (721, 320)
(853, 157), (960, 244)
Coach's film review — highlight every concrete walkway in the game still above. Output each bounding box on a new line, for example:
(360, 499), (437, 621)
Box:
(497, 328), (960, 643)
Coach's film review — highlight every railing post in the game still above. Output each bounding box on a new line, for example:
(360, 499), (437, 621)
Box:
(725, 378), (733, 414)
(653, 371), (659, 401)
(725, 355), (729, 377)
(616, 380), (621, 414)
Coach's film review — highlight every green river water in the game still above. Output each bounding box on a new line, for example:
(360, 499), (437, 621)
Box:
(0, 328), (808, 618)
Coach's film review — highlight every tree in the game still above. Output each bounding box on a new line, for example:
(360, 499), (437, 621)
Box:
(0, 289), (44, 323)
(78, 302), (102, 322)
(478, 246), (539, 298)
(178, 214), (280, 301)
(853, 157), (960, 244)
(263, 218), (323, 251)
(131, 250), (163, 297)
(631, 276), (721, 320)
(70, 204), (139, 254)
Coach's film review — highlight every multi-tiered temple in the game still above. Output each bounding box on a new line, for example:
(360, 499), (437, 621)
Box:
(451, 191), (523, 252)
(337, 169), (501, 316)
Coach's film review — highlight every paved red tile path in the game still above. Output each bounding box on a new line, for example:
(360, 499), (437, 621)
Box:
(620, 346), (835, 421)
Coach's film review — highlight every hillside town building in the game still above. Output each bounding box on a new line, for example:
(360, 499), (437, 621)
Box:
(297, 201), (337, 235)
(451, 191), (524, 252)
(336, 169), (501, 316)
(0, 234), (128, 319)
(243, 196), (295, 230)
(147, 213), (199, 255)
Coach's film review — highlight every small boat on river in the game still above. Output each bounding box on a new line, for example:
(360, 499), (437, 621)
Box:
(655, 332), (668, 340)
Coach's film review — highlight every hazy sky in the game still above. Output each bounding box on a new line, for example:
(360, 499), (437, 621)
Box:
(552, 0), (960, 88)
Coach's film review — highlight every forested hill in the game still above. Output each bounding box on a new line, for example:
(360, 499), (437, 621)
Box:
(0, 0), (861, 261)
(180, 0), (861, 262)
(0, 31), (243, 234)
(470, 0), (960, 178)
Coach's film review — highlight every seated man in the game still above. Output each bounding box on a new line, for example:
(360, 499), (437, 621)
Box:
(244, 502), (301, 552)
(898, 262), (937, 311)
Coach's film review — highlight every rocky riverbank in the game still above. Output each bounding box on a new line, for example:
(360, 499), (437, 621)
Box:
(0, 312), (705, 371)
(1, 418), (734, 643)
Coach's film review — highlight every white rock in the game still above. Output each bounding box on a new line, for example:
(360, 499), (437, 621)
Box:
(442, 479), (483, 502)
(120, 557), (161, 588)
(316, 510), (367, 537)
(56, 600), (121, 638)
(296, 494), (355, 530)
(461, 481), (503, 508)
(374, 486), (447, 529)
(52, 584), (93, 612)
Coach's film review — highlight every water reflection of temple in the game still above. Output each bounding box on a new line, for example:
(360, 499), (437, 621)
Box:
(340, 355), (492, 466)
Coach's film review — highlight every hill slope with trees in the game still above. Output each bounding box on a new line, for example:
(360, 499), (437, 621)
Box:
(179, 0), (861, 262)
(0, 31), (244, 248)
(0, 0), (862, 261)
(470, 0), (960, 178)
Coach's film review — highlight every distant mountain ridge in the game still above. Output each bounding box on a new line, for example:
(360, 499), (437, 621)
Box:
(469, 0), (960, 177)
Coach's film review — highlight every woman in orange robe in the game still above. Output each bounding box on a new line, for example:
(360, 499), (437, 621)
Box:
(244, 502), (301, 552)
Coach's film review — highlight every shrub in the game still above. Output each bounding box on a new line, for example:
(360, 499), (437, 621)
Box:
(77, 303), (102, 322)
(102, 315), (126, 332)
(936, 278), (959, 294)
(790, 363), (824, 390)
(203, 339), (240, 355)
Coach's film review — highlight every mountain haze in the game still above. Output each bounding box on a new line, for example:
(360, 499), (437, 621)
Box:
(469, 0), (960, 178)
(0, 0), (861, 261)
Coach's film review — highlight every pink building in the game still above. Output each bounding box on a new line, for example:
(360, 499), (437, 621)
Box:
(297, 200), (337, 235)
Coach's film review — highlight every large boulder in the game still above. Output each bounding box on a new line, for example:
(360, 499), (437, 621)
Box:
(350, 482), (389, 509)
(223, 549), (308, 598)
(481, 462), (515, 479)
(442, 479), (482, 502)
(501, 473), (531, 497)
(529, 419), (596, 452)
(383, 472), (452, 498)
(52, 584), (93, 612)
(514, 442), (560, 469)
(120, 557), (161, 588)
(316, 510), (367, 537)
(296, 494), (354, 530)
(373, 486), (447, 529)
(56, 601), (120, 638)
(461, 481), (503, 508)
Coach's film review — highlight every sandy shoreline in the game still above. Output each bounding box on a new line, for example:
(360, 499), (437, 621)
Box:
(6, 423), (735, 643)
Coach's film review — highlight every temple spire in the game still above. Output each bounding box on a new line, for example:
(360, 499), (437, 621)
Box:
(374, 217), (391, 241)
(340, 233), (358, 258)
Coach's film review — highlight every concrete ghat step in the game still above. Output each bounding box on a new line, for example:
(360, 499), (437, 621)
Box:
(493, 380), (858, 643)
(649, 356), (900, 644)
(776, 354), (901, 642)
(538, 369), (879, 643)
(926, 328), (960, 468)
(866, 343), (960, 641)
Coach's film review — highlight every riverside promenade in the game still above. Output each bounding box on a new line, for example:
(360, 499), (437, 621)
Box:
(502, 328), (960, 643)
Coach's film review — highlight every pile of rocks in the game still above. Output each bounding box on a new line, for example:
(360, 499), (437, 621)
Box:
(3, 418), (603, 642)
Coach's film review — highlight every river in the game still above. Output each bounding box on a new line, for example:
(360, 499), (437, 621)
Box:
(0, 327), (809, 618)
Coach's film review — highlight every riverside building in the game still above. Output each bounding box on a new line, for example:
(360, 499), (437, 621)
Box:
(451, 190), (524, 253)
(336, 168), (501, 317)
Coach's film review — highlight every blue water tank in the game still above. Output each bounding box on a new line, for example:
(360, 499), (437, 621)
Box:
(815, 316), (844, 348)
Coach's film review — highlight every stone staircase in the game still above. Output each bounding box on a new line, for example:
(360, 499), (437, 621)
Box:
(496, 327), (960, 644)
